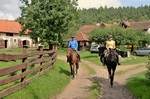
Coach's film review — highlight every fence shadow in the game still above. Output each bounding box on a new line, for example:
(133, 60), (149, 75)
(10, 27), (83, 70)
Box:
(59, 67), (71, 76)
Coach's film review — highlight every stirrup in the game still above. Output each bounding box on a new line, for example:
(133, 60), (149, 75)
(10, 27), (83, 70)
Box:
(103, 63), (105, 66)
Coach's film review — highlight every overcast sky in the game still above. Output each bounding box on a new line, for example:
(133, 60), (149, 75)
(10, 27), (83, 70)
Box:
(0, 0), (150, 20)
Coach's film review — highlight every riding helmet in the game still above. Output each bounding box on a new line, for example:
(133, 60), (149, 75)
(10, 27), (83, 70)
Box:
(108, 35), (113, 38)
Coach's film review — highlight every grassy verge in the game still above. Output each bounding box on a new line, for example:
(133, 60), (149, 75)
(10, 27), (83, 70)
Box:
(120, 55), (148, 65)
(81, 62), (96, 75)
(3, 60), (71, 99)
(126, 71), (150, 99)
(115, 64), (145, 75)
(88, 81), (101, 99)
(58, 49), (148, 66)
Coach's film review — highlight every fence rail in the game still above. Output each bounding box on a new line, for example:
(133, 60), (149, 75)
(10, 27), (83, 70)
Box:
(0, 46), (57, 98)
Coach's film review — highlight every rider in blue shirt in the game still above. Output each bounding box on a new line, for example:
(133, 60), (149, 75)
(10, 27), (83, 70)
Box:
(68, 36), (81, 62)
(68, 37), (78, 50)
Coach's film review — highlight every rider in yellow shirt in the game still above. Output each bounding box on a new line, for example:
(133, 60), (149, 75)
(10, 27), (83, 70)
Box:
(103, 35), (121, 66)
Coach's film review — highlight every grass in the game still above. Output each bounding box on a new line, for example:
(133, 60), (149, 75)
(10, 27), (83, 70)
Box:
(81, 62), (96, 75)
(3, 60), (71, 99)
(126, 71), (150, 99)
(120, 55), (148, 65)
(58, 49), (149, 66)
(115, 64), (145, 75)
(0, 48), (149, 98)
(88, 81), (101, 99)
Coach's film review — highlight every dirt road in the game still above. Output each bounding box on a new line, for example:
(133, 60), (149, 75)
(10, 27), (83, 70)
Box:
(54, 55), (147, 99)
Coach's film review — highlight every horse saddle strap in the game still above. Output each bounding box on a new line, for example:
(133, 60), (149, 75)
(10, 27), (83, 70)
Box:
(71, 49), (78, 56)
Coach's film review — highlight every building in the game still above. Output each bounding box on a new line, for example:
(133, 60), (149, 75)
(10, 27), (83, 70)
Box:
(0, 20), (34, 48)
(121, 20), (150, 33)
(75, 24), (100, 51)
(74, 32), (90, 51)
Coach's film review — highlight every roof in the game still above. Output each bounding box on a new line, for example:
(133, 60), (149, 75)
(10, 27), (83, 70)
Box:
(122, 20), (150, 29)
(101, 22), (112, 27)
(74, 32), (89, 41)
(130, 21), (150, 29)
(76, 25), (100, 34)
(0, 20), (28, 34)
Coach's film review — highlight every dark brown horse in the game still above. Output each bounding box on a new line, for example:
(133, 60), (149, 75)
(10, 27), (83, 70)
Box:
(66, 48), (79, 79)
(100, 49), (117, 87)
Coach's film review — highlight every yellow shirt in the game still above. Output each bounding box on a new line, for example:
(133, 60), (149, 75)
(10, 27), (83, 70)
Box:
(106, 40), (115, 49)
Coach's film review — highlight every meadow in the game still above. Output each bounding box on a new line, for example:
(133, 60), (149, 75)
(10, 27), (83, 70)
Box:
(0, 48), (149, 98)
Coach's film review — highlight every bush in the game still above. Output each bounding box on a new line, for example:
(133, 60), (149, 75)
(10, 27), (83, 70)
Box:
(146, 56), (150, 81)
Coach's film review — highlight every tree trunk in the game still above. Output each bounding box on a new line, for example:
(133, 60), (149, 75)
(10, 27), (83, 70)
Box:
(49, 44), (54, 50)
(131, 44), (134, 52)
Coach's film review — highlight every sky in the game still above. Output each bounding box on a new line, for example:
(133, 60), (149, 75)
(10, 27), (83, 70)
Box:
(0, 0), (150, 20)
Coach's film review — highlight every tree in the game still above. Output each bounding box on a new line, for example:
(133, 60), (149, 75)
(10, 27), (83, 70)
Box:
(19, 0), (77, 49)
(89, 26), (150, 51)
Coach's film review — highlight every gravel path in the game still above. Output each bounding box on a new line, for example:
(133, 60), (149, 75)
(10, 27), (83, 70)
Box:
(53, 55), (147, 99)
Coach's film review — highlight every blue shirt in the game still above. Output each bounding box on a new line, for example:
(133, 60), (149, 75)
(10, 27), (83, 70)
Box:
(68, 40), (78, 49)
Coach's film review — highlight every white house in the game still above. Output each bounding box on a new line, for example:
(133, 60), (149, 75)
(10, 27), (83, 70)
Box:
(0, 20), (35, 48)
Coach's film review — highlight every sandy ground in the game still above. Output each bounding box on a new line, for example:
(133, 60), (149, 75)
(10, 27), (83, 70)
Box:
(53, 55), (147, 99)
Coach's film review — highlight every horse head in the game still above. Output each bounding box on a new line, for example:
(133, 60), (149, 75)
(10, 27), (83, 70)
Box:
(66, 48), (72, 57)
(107, 49), (117, 63)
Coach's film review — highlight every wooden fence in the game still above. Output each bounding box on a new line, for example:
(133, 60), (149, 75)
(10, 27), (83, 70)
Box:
(0, 46), (57, 98)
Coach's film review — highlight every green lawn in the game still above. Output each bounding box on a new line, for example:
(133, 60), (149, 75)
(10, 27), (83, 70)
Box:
(58, 49), (149, 66)
(0, 48), (149, 99)
(126, 71), (150, 99)
(3, 60), (71, 99)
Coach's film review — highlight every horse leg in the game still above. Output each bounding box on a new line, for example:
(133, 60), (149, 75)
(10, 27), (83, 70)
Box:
(70, 63), (73, 75)
(72, 63), (76, 79)
(107, 67), (111, 80)
(107, 67), (113, 87)
(110, 71), (114, 87)
(111, 65), (117, 87)
(76, 62), (79, 75)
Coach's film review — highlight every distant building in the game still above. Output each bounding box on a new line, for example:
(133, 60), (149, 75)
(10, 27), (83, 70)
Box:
(76, 24), (100, 34)
(121, 20), (150, 33)
(74, 32), (90, 51)
(0, 20), (35, 48)
(75, 24), (100, 51)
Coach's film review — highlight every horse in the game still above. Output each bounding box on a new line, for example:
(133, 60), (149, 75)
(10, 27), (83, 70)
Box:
(100, 49), (118, 87)
(66, 48), (79, 79)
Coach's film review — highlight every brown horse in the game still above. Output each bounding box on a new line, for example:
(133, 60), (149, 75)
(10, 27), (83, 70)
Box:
(66, 48), (79, 79)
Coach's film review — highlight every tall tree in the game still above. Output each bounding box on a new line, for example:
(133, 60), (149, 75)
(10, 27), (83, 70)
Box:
(19, 0), (77, 49)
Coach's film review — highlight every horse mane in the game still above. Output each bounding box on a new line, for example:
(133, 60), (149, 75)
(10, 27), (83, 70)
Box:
(107, 49), (117, 64)
(67, 48), (78, 63)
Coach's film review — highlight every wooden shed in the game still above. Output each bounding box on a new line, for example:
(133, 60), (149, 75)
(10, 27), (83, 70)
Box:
(74, 32), (90, 51)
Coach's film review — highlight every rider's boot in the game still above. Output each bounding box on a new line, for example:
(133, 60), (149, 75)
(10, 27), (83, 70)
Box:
(117, 55), (121, 65)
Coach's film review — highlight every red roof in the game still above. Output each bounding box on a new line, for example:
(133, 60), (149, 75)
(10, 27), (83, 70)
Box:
(101, 22), (112, 27)
(130, 21), (150, 29)
(74, 32), (89, 41)
(0, 20), (28, 34)
(77, 25), (99, 34)
(122, 20), (131, 27)
(122, 20), (150, 29)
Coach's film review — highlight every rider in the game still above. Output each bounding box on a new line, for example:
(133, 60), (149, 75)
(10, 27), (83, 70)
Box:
(102, 35), (121, 66)
(68, 36), (81, 62)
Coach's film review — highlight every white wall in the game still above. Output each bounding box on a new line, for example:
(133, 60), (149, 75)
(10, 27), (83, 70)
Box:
(0, 33), (34, 48)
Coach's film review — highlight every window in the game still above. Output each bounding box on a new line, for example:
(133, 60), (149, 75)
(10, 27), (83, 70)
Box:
(14, 39), (16, 42)
(6, 33), (13, 36)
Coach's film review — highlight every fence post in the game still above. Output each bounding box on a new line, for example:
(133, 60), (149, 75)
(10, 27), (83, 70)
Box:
(38, 46), (43, 72)
(21, 45), (28, 82)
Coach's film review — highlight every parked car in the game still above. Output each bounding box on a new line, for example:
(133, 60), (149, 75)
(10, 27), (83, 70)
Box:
(132, 47), (150, 56)
(90, 44), (100, 53)
(90, 44), (105, 53)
